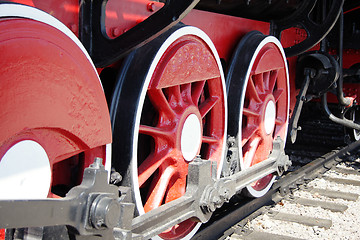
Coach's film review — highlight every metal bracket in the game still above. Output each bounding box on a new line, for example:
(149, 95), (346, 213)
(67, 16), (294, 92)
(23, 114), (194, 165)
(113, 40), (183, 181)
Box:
(288, 68), (314, 143)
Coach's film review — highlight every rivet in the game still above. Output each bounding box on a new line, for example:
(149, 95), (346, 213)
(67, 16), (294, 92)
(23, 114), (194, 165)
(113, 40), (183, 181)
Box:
(147, 2), (156, 12)
(111, 27), (121, 38)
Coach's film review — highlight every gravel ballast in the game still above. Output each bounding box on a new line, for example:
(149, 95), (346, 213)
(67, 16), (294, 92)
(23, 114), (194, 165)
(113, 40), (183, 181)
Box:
(231, 158), (360, 240)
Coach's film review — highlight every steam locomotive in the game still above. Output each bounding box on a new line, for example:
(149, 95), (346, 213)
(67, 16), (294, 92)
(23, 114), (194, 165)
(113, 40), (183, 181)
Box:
(0, 0), (359, 239)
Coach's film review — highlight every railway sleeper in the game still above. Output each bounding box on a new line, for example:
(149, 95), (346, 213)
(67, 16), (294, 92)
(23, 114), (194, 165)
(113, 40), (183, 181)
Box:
(0, 138), (291, 240)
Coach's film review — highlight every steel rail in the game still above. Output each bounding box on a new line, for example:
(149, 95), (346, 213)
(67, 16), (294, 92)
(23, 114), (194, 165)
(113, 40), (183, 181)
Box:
(192, 140), (360, 240)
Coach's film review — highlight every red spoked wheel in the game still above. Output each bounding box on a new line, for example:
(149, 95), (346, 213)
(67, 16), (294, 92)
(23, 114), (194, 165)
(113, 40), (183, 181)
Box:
(226, 31), (289, 198)
(110, 25), (227, 239)
(0, 4), (111, 238)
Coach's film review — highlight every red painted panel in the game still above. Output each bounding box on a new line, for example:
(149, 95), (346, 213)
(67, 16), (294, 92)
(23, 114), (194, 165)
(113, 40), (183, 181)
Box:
(183, 9), (270, 60)
(0, 19), (111, 163)
(3, 0), (80, 35)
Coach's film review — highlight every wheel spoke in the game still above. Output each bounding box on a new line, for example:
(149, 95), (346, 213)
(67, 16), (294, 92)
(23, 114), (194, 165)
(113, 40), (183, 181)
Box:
(246, 77), (262, 103)
(181, 83), (192, 103)
(167, 85), (182, 106)
(243, 107), (261, 118)
(253, 135), (273, 166)
(148, 89), (176, 120)
(263, 135), (274, 156)
(253, 74), (265, 93)
(275, 118), (284, 126)
(191, 80), (206, 105)
(262, 72), (270, 92)
(243, 136), (261, 167)
(165, 175), (186, 203)
(268, 70), (279, 92)
(202, 135), (218, 144)
(138, 150), (171, 187)
(144, 166), (175, 212)
(199, 96), (219, 118)
(273, 88), (284, 102)
(274, 119), (285, 137)
(139, 125), (172, 140)
(241, 125), (258, 147)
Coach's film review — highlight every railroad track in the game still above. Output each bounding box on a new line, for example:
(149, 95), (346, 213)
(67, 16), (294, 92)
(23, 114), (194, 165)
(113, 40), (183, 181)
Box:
(192, 138), (360, 240)
(236, 161), (360, 240)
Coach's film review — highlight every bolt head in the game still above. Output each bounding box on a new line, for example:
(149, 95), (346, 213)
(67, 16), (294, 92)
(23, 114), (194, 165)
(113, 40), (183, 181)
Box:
(91, 196), (121, 229)
(147, 3), (156, 12)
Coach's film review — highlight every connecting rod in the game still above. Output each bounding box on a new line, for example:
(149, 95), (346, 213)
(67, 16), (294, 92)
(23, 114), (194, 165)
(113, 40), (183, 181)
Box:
(0, 139), (290, 240)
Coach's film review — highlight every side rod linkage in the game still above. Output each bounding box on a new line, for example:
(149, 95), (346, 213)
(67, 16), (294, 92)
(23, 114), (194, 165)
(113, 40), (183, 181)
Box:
(131, 137), (291, 239)
(0, 158), (134, 240)
(0, 138), (291, 240)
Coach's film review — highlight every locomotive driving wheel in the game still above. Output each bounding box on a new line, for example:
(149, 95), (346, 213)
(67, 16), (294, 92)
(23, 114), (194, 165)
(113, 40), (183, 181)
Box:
(227, 31), (289, 198)
(0, 4), (111, 239)
(111, 25), (227, 239)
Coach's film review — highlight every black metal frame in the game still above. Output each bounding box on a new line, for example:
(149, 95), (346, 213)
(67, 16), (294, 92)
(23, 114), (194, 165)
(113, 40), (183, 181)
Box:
(271, 0), (344, 57)
(79, 0), (199, 68)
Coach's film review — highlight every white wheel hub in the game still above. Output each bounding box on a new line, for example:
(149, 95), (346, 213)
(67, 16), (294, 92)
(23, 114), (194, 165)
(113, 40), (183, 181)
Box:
(0, 140), (51, 199)
(264, 100), (276, 135)
(181, 114), (202, 161)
